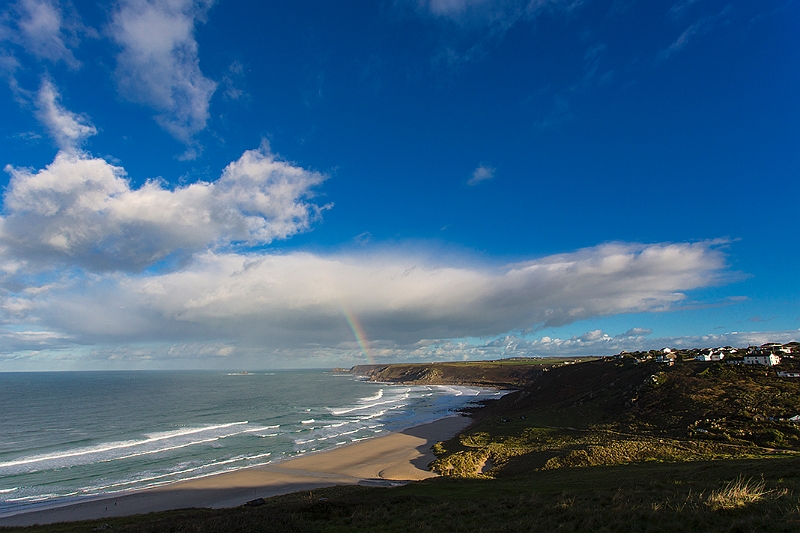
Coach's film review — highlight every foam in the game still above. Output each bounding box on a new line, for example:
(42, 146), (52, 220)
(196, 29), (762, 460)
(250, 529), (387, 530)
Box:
(0, 422), (252, 474)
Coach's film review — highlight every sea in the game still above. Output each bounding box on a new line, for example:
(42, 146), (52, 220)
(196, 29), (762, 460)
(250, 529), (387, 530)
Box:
(0, 370), (503, 517)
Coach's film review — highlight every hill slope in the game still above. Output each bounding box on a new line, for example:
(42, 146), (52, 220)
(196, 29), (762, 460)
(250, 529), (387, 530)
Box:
(350, 358), (594, 388)
(431, 357), (800, 477)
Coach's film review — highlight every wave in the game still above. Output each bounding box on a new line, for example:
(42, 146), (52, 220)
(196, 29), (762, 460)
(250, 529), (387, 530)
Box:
(0, 422), (254, 474)
(105, 425), (276, 462)
(328, 393), (409, 416)
(90, 452), (274, 493)
(360, 389), (384, 402)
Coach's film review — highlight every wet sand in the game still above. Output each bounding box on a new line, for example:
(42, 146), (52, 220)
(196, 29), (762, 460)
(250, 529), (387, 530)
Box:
(0, 415), (471, 527)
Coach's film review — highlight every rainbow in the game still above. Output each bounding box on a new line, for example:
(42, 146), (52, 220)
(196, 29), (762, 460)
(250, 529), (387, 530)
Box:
(341, 305), (374, 364)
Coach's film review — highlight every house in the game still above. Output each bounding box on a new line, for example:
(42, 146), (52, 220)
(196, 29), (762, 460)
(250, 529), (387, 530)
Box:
(656, 354), (675, 365)
(743, 353), (781, 366)
(695, 349), (724, 362)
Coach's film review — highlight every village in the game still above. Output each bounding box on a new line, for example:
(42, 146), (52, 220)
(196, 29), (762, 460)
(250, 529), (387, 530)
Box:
(615, 342), (800, 376)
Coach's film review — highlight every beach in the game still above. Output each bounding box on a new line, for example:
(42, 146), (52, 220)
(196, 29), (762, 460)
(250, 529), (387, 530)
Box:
(0, 415), (471, 527)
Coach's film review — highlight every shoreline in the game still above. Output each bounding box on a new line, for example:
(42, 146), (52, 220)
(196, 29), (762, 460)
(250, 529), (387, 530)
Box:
(0, 414), (472, 527)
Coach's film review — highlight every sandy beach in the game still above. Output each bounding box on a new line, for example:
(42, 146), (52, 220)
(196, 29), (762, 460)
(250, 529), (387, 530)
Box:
(0, 415), (471, 527)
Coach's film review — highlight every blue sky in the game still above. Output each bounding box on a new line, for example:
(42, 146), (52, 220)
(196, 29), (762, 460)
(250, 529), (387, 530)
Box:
(0, 0), (797, 370)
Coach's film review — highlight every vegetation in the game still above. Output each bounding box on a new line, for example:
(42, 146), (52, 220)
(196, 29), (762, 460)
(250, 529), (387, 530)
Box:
(350, 357), (598, 388)
(4, 458), (799, 532)
(431, 356), (800, 477)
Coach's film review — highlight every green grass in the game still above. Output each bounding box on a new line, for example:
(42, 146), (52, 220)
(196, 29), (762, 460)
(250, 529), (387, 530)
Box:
(3, 458), (799, 532)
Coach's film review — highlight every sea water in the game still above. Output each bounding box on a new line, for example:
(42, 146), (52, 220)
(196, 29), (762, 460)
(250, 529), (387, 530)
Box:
(0, 370), (503, 516)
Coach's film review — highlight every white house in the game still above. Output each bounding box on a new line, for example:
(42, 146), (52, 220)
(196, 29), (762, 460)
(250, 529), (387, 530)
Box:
(743, 353), (781, 366)
(695, 350), (725, 362)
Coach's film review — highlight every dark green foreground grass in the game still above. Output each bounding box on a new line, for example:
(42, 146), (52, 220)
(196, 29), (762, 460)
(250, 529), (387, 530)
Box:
(3, 456), (799, 533)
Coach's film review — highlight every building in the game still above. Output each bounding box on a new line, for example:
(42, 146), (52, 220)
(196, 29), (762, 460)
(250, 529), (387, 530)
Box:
(743, 353), (781, 366)
(656, 354), (675, 365)
(695, 349), (724, 362)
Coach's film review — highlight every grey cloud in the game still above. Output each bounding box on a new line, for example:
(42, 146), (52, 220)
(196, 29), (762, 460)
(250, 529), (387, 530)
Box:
(12, 241), (731, 350)
(109, 0), (216, 141)
(616, 327), (652, 338)
(2, 327), (797, 370)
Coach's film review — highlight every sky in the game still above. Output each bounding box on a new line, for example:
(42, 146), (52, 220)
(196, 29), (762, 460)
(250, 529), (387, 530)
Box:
(0, 0), (797, 370)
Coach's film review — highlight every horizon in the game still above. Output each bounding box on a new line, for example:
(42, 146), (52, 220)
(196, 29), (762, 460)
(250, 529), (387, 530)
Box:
(0, 0), (797, 371)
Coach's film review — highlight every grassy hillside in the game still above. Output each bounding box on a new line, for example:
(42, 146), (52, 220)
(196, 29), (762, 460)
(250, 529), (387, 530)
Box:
(431, 357), (800, 477)
(350, 358), (596, 388)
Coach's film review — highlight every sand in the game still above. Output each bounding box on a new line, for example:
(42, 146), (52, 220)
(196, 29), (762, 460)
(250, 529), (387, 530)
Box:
(0, 415), (472, 527)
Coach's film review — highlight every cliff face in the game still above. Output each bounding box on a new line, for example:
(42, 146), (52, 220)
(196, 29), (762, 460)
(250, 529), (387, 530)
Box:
(349, 362), (546, 388)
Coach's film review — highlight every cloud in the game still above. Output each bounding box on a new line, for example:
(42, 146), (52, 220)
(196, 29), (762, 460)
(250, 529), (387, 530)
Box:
(407, 0), (582, 67)
(467, 164), (494, 185)
(435, 328), (800, 360)
(109, 0), (216, 141)
(659, 5), (732, 61)
(616, 327), (653, 338)
(221, 60), (247, 101)
(354, 232), (372, 245)
(35, 78), (96, 150)
(2, 0), (82, 67)
(414, 0), (581, 31)
(1, 241), (731, 353)
(0, 143), (329, 271)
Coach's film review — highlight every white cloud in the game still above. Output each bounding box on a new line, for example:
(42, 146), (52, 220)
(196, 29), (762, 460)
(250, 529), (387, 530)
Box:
(1, 144), (328, 271)
(415, 0), (581, 30)
(109, 0), (216, 141)
(659, 6), (731, 61)
(2, 241), (729, 352)
(3, 0), (81, 66)
(35, 78), (96, 150)
(467, 164), (494, 185)
(489, 329), (800, 358)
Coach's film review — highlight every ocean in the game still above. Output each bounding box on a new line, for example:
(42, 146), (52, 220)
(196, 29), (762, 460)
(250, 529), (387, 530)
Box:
(0, 370), (502, 517)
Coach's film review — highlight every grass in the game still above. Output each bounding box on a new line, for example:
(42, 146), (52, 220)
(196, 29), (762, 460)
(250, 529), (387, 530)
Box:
(705, 475), (781, 510)
(3, 458), (799, 532)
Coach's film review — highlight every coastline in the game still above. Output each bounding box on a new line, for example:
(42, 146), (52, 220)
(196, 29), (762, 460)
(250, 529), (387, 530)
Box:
(0, 414), (472, 527)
